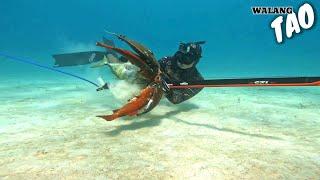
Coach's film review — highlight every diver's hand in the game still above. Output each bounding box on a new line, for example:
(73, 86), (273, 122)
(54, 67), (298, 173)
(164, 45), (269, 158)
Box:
(96, 83), (109, 91)
(161, 79), (170, 92)
(160, 74), (171, 93)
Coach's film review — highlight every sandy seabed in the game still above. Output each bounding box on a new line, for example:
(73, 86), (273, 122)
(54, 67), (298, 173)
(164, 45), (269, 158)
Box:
(0, 79), (319, 179)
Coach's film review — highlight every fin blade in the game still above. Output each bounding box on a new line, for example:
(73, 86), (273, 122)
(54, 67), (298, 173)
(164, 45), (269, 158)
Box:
(102, 37), (118, 57)
(53, 51), (106, 67)
(102, 37), (115, 47)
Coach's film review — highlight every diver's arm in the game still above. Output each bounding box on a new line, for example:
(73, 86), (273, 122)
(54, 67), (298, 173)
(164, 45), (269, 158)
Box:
(161, 68), (204, 104)
(165, 69), (204, 104)
(159, 56), (204, 104)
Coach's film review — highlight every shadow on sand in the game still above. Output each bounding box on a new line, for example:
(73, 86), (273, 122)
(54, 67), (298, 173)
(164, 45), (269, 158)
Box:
(104, 103), (197, 136)
(104, 102), (282, 140)
(172, 118), (282, 140)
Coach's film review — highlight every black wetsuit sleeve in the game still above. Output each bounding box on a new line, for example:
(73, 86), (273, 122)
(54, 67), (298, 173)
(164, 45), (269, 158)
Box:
(165, 69), (204, 104)
(159, 57), (204, 104)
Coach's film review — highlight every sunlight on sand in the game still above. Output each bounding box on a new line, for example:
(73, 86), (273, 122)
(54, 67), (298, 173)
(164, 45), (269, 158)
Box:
(0, 79), (319, 179)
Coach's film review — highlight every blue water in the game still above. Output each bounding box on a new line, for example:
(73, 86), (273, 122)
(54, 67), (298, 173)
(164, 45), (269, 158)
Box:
(0, 0), (319, 81)
(1, 1), (320, 178)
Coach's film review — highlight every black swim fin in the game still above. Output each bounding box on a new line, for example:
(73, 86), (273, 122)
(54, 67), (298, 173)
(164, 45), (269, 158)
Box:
(52, 51), (107, 67)
(102, 37), (118, 58)
(53, 37), (118, 67)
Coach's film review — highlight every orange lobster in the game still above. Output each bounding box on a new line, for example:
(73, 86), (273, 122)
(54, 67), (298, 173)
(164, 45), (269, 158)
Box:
(97, 85), (156, 121)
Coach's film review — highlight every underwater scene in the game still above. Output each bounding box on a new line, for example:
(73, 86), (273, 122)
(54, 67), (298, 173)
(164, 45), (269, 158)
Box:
(0, 0), (319, 179)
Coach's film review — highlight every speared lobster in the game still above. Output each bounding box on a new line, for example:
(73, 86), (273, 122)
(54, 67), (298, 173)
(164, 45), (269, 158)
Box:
(96, 32), (164, 121)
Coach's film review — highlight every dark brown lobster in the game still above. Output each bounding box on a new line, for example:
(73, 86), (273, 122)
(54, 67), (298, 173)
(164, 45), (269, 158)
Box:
(96, 32), (163, 121)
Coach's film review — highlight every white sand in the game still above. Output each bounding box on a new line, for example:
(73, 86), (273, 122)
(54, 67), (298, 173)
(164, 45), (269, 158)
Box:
(0, 79), (319, 179)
